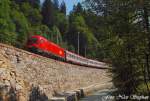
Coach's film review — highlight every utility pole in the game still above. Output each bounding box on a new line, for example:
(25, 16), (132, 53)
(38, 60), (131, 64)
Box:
(78, 32), (80, 55)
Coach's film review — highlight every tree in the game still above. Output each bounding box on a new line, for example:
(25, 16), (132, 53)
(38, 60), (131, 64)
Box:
(55, 13), (68, 34)
(51, 26), (63, 45)
(0, 0), (16, 45)
(84, 0), (111, 15)
(29, 0), (40, 9)
(10, 1), (29, 48)
(60, 1), (66, 15)
(34, 25), (51, 40)
(53, 0), (59, 10)
(41, 0), (55, 28)
(14, 0), (40, 8)
(21, 2), (42, 26)
(73, 3), (83, 14)
(68, 14), (98, 56)
(11, 0), (43, 48)
(84, 0), (150, 96)
(13, 0), (28, 4)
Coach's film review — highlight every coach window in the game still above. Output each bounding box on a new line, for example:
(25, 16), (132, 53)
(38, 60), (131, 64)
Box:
(79, 58), (81, 61)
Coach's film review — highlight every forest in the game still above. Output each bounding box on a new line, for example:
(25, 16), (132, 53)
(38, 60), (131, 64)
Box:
(0, 0), (150, 98)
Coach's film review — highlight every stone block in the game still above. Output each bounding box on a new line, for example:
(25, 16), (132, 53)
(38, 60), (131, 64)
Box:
(65, 91), (77, 101)
(74, 90), (82, 99)
(50, 97), (66, 101)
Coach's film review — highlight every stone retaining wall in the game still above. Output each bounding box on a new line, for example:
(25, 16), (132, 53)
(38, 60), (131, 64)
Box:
(0, 43), (112, 100)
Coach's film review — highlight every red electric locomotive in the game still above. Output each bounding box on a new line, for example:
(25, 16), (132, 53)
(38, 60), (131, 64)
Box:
(27, 35), (65, 59)
(27, 35), (108, 68)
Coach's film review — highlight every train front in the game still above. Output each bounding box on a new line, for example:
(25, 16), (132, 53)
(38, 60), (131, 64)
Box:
(26, 35), (41, 52)
(27, 35), (66, 60)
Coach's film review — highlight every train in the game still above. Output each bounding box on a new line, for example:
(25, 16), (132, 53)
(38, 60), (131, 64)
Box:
(27, 35), (108, 68)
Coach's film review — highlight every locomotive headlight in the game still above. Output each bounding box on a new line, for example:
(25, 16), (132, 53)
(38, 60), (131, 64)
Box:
(59, 51), (62, 55)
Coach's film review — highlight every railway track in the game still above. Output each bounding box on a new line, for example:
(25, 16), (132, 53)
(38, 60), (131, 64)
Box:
(0, 43), (111, 69)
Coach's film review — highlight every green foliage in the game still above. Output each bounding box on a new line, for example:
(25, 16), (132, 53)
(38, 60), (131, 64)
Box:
(34, 25), (51, 40)
(21, 2), (42, 26)
(55, 13), (69, 34)
(42, 0), (55, 28)
(137, 82), (150, 95)
(85, 0), (150, 96)
(10, 3), (29, 48)
(50, 26), (63, 45)
(0, 0), (16, 45)
(29, 0), (40, 9)
(68, 13), (98, 56)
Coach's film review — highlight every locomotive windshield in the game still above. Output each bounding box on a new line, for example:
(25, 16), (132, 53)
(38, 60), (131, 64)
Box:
(28, 38), (38, 44)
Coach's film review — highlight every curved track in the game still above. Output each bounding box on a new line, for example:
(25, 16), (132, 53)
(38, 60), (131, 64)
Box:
(0, 43), (111, 69)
